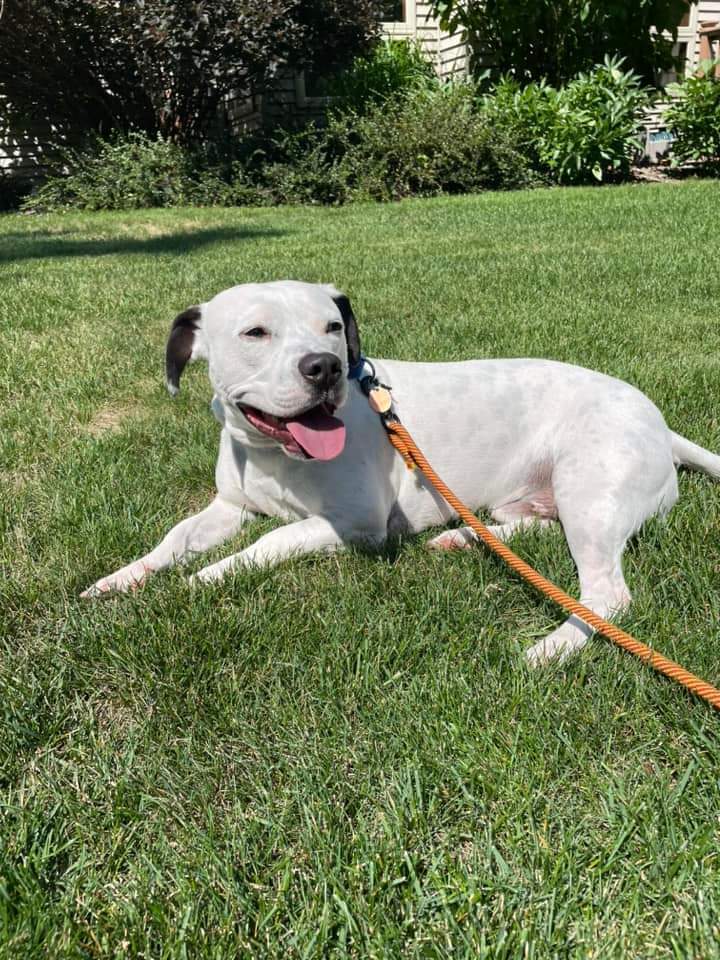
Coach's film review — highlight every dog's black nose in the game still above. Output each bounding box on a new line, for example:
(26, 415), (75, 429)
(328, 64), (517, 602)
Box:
(298, 352), (342, 391)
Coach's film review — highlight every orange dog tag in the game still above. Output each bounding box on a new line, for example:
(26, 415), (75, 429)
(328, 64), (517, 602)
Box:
(368, 386), (392, 414)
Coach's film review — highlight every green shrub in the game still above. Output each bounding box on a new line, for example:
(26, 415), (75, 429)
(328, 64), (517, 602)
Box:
(482, 57), (650, 184)
(333, 84), (537, 199)
(665, 64), (720, 164)
(21, 133), (235, 213)
(21, 86), (537, 213)
(480, 76), (556, 171)
(238, 84), (537, 205)
(326, 38), (437, 113)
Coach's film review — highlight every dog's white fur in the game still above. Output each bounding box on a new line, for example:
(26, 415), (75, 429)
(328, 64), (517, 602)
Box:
(82, 280), (720, 664)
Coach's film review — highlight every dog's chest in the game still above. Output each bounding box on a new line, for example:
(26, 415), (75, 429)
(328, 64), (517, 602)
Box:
(217, 431), (334, 521)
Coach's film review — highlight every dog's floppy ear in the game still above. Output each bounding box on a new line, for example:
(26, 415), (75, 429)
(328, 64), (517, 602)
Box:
(322, 285), (362, 369)
(165, 304), (207, 396)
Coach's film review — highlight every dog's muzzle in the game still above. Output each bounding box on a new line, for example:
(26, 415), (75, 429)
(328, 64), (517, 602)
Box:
(298, 352), (342, 393)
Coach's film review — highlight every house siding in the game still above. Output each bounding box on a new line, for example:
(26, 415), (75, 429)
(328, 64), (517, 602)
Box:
(0, 106), (70, 190)
(438, 29), (470, 79)
(691, 0), (720, 66)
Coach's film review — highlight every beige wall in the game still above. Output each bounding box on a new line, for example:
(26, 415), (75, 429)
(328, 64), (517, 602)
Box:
(381, 1), (470, 79)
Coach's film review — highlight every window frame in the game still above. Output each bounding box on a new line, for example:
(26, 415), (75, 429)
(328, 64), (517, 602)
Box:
(380, 0), (417, 38)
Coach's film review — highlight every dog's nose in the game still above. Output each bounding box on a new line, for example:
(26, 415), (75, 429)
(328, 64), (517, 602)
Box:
(298, 352), (342, 391)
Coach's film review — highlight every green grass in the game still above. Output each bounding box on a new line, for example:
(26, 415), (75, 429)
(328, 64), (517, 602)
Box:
(3, 181), (720, 958)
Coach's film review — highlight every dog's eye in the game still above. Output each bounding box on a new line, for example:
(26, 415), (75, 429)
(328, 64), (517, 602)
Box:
(243, 327), (269, 339)
(326, 321), (343, 334)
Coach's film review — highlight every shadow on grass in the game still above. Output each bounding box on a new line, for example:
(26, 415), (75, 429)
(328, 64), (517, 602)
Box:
(0, 224), (288, 264)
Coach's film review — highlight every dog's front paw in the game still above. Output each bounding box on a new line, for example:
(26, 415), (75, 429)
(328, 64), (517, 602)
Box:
(189, 557), (236, 587)
(80, 559), (152, 598)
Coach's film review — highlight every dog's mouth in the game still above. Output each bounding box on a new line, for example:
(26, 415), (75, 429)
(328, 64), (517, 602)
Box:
(239, 402), (346, 460)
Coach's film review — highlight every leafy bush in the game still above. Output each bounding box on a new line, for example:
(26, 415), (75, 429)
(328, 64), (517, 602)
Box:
(332, 84), (537, 199)
(546, 57), (649, 183)
(664, 65), (720, 164)
(21, 134), (236, 212)
(480, 76), (556, 170)
(24, 86), (537, 212)
(326, 38), (437, 113)
(481, 57), (649, 183)
(239, 84), (537, 204)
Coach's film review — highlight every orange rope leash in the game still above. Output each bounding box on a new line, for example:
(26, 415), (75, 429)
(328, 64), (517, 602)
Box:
(384, 419), (720, 710)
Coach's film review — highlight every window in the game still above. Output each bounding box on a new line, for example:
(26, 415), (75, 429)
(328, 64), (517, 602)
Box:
(380, 0), (415, 34)
(380, 1), (406, 22)
(658, 39), (688, 86)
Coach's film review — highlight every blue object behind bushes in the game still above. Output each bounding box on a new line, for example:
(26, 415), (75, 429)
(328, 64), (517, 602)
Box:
(664, 63), (720, 165)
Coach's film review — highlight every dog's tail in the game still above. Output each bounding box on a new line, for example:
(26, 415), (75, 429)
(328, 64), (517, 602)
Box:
(672, 432), (720, 478)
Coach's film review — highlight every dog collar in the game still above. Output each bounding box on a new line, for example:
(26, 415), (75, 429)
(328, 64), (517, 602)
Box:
(348, 357), (368, 380)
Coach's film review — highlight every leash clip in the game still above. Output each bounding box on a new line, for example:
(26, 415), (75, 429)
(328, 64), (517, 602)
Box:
(356, 362), (413, 468)
(358, 361), (395, 418)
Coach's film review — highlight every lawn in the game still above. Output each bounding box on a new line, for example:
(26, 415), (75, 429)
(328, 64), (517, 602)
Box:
(3, 181), (720, 958)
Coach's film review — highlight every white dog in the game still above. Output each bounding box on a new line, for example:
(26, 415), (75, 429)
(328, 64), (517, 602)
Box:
(82, 280), (720, 664)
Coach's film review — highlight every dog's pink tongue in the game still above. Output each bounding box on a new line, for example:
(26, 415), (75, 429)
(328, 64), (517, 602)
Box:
(286, 408), (346, 460)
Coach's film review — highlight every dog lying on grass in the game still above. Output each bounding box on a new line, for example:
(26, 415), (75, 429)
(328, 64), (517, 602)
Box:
(82, 280), (720, 664)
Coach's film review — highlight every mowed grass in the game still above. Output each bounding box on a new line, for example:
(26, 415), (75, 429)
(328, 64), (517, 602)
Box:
(2, 181), (720, 958)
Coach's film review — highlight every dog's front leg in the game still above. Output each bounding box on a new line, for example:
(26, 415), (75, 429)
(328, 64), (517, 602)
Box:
(191, 515), (376, 585)
(81, 497), (254, 597)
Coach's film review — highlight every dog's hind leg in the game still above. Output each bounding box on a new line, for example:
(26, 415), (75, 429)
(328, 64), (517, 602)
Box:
(524, 547), (632, 666)
(525, 453), (678, 666)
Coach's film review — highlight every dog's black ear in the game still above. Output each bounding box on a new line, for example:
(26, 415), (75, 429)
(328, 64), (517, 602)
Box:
(165, 305), (205, 396)
(324, 286), (361, 369)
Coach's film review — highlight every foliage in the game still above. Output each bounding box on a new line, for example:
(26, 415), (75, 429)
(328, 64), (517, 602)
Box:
(479, 76), (556, 170)
(247, 85), (536, 205)
(330, 84), (537, 200)
(0, 0), (154, 140)
(0, 0), (383, 145)
(120, 0), (383, 144)
(481, 57), (650, 182)
(18, 56), (651, 213)
(664, 64), (720, 164)
(22, 86), (537, 212)
(429, 0), (693, 85)
(326, 39), (437, 113)
(21, 135), (237, 213)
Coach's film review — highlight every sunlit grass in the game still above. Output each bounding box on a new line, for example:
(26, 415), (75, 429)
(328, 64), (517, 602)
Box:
(3, 181), (720, 957)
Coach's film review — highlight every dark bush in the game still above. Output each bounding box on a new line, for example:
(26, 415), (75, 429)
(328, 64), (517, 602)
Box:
(0, 175), (36, 212)
(1, 0), (383, 147)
